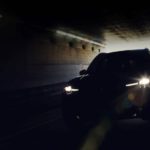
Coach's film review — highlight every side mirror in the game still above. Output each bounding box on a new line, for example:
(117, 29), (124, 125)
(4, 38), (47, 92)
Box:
(79, 69), (87, 75)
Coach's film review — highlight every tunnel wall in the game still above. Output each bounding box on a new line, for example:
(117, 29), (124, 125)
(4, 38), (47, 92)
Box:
(0, 15), (101, 91)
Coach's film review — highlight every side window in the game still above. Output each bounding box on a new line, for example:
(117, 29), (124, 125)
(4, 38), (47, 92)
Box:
(87, 53), (106, 74)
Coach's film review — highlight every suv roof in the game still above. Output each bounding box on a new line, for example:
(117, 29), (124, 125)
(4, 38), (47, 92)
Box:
(87, 48), (150, 74)
(106, 48), (150, 55)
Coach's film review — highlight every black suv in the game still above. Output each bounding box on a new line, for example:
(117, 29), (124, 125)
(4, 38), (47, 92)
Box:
(62, 49), (150, 129)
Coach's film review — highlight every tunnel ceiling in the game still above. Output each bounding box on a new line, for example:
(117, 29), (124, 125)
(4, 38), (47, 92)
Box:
(1, 3), (150, 38)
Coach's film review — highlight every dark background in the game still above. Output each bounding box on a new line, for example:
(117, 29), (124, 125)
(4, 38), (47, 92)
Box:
(1, 2), (150, 34)
(1, 2), (150, 150)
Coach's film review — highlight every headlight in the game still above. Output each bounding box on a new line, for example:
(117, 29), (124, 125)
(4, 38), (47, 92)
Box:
(126, 77), (150, 87)
(64, 86), (79, 94)
(139, 77), (150, 86)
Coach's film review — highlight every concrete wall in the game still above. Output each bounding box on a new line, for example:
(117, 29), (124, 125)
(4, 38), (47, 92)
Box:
(0, 15), (101, 91)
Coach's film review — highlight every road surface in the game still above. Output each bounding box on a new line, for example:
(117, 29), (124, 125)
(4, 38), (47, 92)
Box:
(0, 85), (150, 150)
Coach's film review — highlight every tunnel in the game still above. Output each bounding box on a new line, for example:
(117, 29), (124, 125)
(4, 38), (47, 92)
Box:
(1, 4), (150, 150)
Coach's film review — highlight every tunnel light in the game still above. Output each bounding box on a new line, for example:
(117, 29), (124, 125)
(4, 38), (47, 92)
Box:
(64, 86), (79, 94)
(56, 30), (105, 47)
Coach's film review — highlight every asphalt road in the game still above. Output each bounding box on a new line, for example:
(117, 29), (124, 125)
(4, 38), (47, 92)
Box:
(1, 90), (150, 150)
